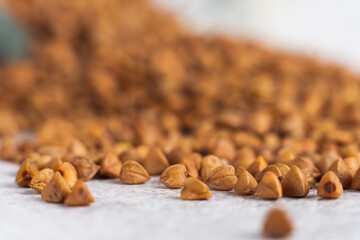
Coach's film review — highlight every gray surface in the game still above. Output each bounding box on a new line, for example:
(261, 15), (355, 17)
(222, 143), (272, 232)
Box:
(1, 160), (360, 240)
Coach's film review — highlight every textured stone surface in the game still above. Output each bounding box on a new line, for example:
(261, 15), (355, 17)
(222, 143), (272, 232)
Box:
(1, 160), (360, 240)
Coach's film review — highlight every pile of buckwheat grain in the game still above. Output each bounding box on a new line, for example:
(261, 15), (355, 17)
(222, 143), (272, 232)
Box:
(1, 0), (360, 237)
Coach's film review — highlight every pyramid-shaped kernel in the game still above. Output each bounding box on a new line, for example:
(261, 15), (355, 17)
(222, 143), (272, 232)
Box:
(45, 157), (62, 172)
(256, 171), (282, 200)
(64, 180), (94, 206)
(317, 171), (343, 199)
(189, 153), (202, 171)
(344, 157), (360, 178)
(247, 156), (267, 176)
(16, 159), (39, 187)
(289, 157), (321, 180)
(274, 163), (290, 177)
(42, 172), (71, 203)
(159, 164), (187, 189)
(235, 166), (246, 178)
(200, 155), (222, 180)
(263, 208), (293, 238)
(180, 156), (199, 178)
(206, 165), (237, 191)
(58, 162), (78, 189)
(255, 165), (282, 183)
(281, 165), (309, 197)
(120, 160), (150, 184)
(100, 152), (122, 178)
(235, 170), (257, 195)
(181, 177), (212, 200)
(166, 147), (189, 165)
(143, 147), (169, 175)
(29, 168), (54, 192)
(70, 156), (100, 181)
(328, 158), (352, 189)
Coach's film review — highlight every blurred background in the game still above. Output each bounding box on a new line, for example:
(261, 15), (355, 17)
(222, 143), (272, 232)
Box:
(1, 0), (360, 72)
(154, 0), (360, 72)
(0, 3), (26, 61)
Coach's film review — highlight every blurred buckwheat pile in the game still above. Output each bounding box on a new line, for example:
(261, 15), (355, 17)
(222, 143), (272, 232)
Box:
(1, 0), (360, 213)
